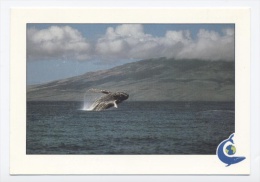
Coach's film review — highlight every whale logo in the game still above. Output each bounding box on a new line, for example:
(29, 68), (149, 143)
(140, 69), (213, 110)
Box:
(216, 133), (245, 167)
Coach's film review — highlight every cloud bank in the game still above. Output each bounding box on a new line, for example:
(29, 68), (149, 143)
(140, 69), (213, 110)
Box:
(27, 26), (91, 61)
(27, 24), (235, 61)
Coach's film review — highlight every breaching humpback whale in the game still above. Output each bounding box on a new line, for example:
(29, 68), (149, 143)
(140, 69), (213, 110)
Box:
(88, 89), (129, 111)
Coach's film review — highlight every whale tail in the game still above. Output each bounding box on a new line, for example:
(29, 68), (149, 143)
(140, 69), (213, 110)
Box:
(228, 133), (235, 144)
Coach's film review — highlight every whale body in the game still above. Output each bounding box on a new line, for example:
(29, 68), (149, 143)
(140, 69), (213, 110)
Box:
(88, 89), (129, 111)
(216, 133), (245, 167)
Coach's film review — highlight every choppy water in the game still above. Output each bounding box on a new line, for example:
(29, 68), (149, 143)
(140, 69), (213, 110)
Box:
(26, 101), (234, 154)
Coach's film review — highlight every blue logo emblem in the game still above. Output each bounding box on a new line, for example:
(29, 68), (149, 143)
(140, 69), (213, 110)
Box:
(216, 133), (245, 167)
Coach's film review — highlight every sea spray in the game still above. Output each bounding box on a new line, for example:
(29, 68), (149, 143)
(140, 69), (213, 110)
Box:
(82, 89), (103, 111)
(83, 91), (91, 110)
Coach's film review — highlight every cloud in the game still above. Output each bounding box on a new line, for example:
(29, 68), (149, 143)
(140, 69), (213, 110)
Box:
(27, 26), (91, 61)
(27, 24), (235, 62)
(177, 29), (235, 60)
(95, 24), (234, 61)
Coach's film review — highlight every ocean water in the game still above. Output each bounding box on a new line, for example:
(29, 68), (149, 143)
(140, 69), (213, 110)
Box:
(26, 101), (234, 154)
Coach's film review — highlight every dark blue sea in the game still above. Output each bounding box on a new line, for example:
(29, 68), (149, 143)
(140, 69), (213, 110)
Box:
(26, 101), (234, 154)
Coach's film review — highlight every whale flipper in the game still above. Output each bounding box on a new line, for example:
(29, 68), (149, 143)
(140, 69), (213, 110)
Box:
(114, 100), (118, 108)
(91, 100), (120, 111)
(91, 101), (114, 111)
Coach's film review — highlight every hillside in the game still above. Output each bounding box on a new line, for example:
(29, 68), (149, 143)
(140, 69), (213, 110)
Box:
(27, 58), (235, 101)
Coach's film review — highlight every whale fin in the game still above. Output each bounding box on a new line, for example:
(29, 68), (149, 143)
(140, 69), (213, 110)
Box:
(226, 164), (231, 167)
(114, 100), (118, 108)
(92, 101), (115, 111)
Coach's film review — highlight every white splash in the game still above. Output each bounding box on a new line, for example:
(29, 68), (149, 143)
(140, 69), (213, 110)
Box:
(82, 92), (92, 111)
(82, 89), (102, 111)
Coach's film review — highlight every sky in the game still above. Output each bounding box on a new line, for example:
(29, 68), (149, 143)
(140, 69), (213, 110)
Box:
(27, 23), (235, 85)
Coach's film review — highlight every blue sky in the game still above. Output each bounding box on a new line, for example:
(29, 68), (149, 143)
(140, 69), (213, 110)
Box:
(27, 23), (235, 85)
(27, 23), (234, 40)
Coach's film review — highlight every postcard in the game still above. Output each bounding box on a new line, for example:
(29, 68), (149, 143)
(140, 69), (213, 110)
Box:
(10, 8), (250, 174)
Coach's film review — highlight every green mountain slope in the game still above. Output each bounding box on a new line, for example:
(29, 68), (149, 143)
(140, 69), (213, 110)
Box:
(27, 58), (235, 101)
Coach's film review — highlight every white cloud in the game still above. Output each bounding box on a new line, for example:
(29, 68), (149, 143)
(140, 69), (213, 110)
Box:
(177, 28), (235, 60)
(27, 24), (235, 62)
(95, 24), (234, 61)
(27, 26), (91, 61)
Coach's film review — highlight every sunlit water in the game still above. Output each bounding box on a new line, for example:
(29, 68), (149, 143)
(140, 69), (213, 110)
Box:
(26, 101), (234, 154)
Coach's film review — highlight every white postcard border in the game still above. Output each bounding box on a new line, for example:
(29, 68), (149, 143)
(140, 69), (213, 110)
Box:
(10, 8), (250, 174)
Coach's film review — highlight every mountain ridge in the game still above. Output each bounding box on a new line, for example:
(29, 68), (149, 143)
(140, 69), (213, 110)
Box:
(27, 58), (235, 101)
